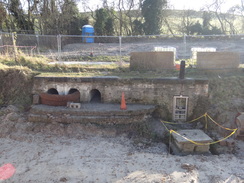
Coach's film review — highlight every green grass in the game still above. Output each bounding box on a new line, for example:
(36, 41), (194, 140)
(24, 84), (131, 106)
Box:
(0, 55), (51, 70)
(38, 67), (227, 79)
(0, 63), (9, 69)
(39, 71), (108, 77)
(0, 55), (129, 73)
(1, 55), (243, 79)
(0, 63), (34, 107)
(60, 55), (130, 62)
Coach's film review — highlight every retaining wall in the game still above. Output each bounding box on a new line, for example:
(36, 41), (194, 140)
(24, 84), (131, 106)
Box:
(130, 52), (175, 71)
(32, 76), (209, 120)
(197, 52), (240, 69)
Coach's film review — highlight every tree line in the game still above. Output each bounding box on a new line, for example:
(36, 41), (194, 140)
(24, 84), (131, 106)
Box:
(0, 0), (244, 36)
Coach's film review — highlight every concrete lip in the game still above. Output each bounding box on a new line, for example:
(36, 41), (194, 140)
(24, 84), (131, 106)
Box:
(48, 61), (114, 65)
(32, 103), (155, 112)
(29, 103), (156, 125)
(171, 129), (213, 155)
(172, 129), (213, 143)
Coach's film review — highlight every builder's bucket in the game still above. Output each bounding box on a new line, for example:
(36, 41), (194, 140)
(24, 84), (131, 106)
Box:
(175, 64), (180, 70)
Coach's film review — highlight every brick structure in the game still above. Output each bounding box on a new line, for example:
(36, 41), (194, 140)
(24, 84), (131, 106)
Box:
(32, 76), (209, 120)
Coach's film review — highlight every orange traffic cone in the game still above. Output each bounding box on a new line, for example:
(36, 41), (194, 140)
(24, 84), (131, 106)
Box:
(120, 92), (127, 110)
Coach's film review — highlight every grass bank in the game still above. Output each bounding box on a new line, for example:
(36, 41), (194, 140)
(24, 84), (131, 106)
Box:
(0, 64), (34, 108)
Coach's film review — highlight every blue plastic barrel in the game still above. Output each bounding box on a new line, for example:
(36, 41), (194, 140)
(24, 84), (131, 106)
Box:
(82, 25), (94, 43)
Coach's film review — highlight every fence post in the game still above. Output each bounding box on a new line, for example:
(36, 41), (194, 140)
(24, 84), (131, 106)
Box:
(36, 34), (40, 55)
(0, 31), (3, 54)
(119, 36), (122, 64)
(183, 34), (187, 59)
(11, 33), (17, 61)
(57, 34), (61, 61)
(0, 31), (2, 47)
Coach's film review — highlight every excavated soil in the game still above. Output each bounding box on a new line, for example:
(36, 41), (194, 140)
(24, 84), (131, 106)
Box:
(0, 105), (243, 183)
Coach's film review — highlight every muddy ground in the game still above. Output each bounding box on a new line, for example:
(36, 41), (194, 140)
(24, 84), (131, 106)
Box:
(61, 39), (244, 62)
(0, 105), (243, 183)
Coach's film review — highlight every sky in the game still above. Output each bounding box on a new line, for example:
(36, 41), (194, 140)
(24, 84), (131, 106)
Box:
(169, 0), (241, 11)
(78, 0), (242, 12)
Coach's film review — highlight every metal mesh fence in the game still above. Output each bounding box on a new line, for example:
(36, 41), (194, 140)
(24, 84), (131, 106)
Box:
(0, 32), (243, 64)
(120, 35), (183, 59)
(60, 35), (120, 60)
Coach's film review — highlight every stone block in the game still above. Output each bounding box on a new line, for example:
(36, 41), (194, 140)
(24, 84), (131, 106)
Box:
(33, 94), (40, 105)
(174, 140), (183, 149)
(195, 145), (209, 153)
(182, 143), (195, 152)
(236, 113), (244, 137)
(171, 129), (212, 155)
(67, 102), (81, 109)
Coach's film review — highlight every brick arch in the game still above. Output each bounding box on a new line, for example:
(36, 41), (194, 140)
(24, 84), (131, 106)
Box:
(47, 88), (59, 95)
(68, 88), (80, 95)
(89, 89), (101, 103)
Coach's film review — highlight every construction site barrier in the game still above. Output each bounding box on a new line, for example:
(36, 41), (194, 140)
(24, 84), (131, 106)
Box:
(161, 113), (237, 146)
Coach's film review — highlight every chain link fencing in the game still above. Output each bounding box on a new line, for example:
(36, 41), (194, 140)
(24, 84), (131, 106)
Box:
(0, 32), (244, 65)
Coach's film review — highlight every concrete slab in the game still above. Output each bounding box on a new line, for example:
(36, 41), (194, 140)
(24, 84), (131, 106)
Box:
(28, 103), (156, 125)
(172, 129), (213, 143)
(171, 129), (213, 155)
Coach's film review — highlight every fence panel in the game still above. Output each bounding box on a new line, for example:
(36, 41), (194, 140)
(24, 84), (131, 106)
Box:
(60, 35), (120, 61)
(0, 32), (13, 55)
(120, 35), (183, 61)
(0, 32), (243, 65)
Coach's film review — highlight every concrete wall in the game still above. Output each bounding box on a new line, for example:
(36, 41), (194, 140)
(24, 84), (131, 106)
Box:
(130, 52), (175, 71)
(33, 76), (209, 120)
(197, 52), (240, 69)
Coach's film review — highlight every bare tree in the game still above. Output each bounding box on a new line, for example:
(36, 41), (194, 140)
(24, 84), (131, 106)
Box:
(203, 0), (241, 34)
(162, 10), (175, 36)
(228, 0), (244, 33)
(114, 0), (139, 35)
(207, 0), (227, 33)
(178, 9), (196, 35)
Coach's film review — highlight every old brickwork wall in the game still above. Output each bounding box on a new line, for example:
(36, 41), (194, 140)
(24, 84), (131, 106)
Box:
(130, 52), (175, 71)
(33, 76), (208, 120)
